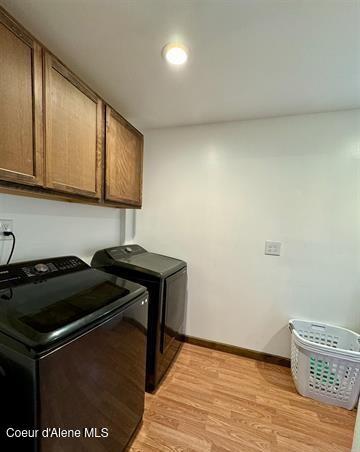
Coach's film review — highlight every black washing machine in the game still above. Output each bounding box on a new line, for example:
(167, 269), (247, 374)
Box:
(0, 256), (148, 452)
(92, 245), (187, 392)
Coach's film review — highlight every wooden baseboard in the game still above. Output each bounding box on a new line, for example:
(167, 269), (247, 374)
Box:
(181, 335), (290, 368)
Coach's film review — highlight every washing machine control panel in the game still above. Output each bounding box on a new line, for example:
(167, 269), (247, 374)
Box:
(22, 257), (85, 277)
(0, 256), (88, 289)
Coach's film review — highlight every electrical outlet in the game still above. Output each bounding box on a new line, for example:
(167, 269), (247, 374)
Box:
(265, 240), (281, 256)
(0, 219), (14, 241)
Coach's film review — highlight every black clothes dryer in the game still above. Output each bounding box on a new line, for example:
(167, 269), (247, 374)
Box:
(92, 245), (187, 392)
(0, 256), (148, 452)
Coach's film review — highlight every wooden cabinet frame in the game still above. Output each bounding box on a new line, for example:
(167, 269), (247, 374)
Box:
(44, 52), (103, 199)
(0, 8), (44, 186)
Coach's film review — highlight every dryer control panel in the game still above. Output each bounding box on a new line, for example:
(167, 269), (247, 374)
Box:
(107, 245), (146, 261)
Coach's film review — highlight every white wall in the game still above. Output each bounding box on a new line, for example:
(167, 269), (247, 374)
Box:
(0, 194), (129, 265)
(136, 110), (360, 358)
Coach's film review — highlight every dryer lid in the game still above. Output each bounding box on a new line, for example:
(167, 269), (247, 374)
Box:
(106, 246), (186, 278)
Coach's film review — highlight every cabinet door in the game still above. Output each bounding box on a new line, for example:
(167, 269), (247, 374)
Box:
(105, 107), (143, 206)
(0, 10), (43, 186)
(44, 52), (103, 198)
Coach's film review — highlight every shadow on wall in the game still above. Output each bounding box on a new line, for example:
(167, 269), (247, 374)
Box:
(120, 210), (126, 244)
(0, 193), (126, 264)
(0, 194), (121, 219)
(182, 279), (189, 337)
(121, 209), (137, 244)
(262, 325), (292, 358)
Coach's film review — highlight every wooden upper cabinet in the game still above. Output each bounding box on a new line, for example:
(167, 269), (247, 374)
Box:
(0, 7), (143, 208)
(44, 52), (103, 199)
(105, 106), (143, 206)
(0, 10), (43, 186)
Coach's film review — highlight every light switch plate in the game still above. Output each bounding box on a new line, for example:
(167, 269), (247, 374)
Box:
(265, 240), (281, 256)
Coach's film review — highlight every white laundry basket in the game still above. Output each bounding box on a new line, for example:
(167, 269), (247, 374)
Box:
(289, 319), (360, 410)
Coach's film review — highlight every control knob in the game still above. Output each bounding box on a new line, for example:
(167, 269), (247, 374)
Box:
(34, 263), (49, 273)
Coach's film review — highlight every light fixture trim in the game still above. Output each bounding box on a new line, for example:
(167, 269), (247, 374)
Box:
(163, 43), (189, 65)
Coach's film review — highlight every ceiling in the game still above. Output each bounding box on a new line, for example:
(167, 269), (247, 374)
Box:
(1, 0), (359, 130)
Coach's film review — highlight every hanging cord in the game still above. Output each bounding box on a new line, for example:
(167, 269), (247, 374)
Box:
(3, 231), (16, 265)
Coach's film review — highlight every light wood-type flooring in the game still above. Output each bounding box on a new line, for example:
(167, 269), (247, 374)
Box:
(130, 343), (356, 452)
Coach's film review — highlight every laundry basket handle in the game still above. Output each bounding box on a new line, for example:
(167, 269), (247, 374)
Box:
(310, 324), (326, 332)
(288, 321), (326, 334)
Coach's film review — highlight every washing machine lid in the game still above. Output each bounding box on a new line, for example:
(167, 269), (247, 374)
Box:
(106, 246), (186, 278)
(0, 256), (146, 351)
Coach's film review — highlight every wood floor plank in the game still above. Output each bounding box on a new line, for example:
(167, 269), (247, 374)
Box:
(130, 343), (356, 452)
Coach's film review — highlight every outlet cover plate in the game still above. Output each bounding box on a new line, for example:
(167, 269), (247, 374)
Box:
(0, 219), (14, 241)
(265, 240), (281, 256)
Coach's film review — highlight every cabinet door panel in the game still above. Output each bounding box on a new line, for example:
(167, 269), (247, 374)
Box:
(0, 11), (43, 185)
(44, 53), (102, 198)
(105, 107), (143, 206)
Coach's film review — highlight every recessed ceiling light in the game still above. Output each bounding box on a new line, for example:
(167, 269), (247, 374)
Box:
(162, 43), (188, 65)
